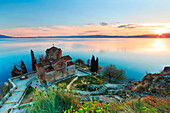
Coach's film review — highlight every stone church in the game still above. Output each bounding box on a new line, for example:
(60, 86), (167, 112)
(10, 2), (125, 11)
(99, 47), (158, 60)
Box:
(36, 46), (75, 85)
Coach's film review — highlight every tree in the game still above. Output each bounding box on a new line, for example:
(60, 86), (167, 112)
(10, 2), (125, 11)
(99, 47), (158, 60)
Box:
(95, 57), (99, 72)
(90, 56), (99, 73)
(103, 64), (126, 83)
(98, 65), (103, 75)
(90, 55), (95, 72)
(75, 59), (85, 65)
(11, 66), (21, 77)
(87, 59), (90, 66)
(31, 50), (37, 71)
(21, 60), (27, 74)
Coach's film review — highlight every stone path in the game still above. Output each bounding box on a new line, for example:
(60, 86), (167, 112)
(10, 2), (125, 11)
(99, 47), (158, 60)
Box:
(66, 77), (78, 89)
(0, 73), (36, 113)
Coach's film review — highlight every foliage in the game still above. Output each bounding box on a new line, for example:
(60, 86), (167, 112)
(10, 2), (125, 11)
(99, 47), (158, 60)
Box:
(29, 86), (80, 113)
(153, 75), (164, 83)
(21, 86), (35, 104)
(133, 84), (145, 93)
(87, 59), (90, 66)
(90, 55), (98, 73)
(75, 59), (85, 65)
(31, 50), (37, 71)
(103, 64), (126, 83)
(66, 96), (170, 113)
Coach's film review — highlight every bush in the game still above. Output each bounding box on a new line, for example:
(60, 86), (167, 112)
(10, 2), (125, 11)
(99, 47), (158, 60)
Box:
(29, 86), (79, 113)
(154, 76), (164, 83)
(66, 96), (170, 113)
(132, 84), (145, 93)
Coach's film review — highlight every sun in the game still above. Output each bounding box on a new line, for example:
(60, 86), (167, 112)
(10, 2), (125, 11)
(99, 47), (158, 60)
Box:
(153, 28), (168, 35)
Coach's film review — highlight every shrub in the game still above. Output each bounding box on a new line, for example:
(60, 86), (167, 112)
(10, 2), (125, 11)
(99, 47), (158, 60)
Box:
(132, 84), (145, 93)
(143, 83), (150, 91)
(66, 96), (170, 113)
(29, 86), (80, 113)
(154, 76), (164, 83)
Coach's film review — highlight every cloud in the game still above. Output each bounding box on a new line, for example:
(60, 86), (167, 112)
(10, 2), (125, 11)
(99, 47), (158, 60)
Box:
(85, 30), (99, 33)
(0, 22), (170, 37)
(100, 22), (108, 26)
(117, 24), (138, 29)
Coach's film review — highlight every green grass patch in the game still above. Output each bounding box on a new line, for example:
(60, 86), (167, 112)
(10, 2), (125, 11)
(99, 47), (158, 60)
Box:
(21, 86), (35, 104)
(55, 76), (76, 86)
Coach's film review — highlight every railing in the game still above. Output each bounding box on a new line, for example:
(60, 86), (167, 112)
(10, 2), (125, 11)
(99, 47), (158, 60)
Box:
(0, 71), (36, 108)
(76, 66), (91, 74)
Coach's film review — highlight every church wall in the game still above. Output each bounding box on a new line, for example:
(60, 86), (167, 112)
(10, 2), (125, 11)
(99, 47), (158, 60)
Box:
(36, 66), (46, 84)
(67, 65), (76, 75)
(45, 71), (55, 83)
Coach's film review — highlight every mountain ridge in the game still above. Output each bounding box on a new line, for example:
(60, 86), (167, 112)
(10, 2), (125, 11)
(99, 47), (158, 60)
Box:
(0, 33), (170, 38)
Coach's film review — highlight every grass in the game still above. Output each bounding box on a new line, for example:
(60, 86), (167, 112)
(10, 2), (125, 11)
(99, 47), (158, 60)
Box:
(55, 75), (104, 91)
(73, 75), (104, 91)
(29, 86), (80, 113)
(21, 86), (35, 104)
(55, 76), (76, 86)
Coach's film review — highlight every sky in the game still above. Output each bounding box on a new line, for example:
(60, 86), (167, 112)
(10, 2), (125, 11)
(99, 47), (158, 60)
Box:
(0, 0), (170, 37)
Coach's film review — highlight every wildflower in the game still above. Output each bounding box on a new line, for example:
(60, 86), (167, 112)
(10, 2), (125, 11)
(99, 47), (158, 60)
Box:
(48, 87), (51, 90)
(52, 92), (55, 95)
(35, 86), (37, 89)
(42, 88), (45, 92)
(27, 105), (29, 107)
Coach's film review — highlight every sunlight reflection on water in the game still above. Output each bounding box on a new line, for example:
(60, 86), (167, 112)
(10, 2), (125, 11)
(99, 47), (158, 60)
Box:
(0, 38), (170, 83)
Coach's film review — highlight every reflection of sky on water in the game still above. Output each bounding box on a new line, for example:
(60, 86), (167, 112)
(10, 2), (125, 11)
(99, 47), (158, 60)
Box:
(0, 38), (170, 83)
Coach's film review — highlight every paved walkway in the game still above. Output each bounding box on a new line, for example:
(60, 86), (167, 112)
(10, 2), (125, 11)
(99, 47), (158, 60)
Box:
(75, 69), (89, 77)
(0, 73), (36, 113)
(66, 77), (78, 89)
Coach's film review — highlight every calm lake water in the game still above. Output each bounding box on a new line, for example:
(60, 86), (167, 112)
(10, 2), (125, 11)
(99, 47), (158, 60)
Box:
(0, 38), (170, 83)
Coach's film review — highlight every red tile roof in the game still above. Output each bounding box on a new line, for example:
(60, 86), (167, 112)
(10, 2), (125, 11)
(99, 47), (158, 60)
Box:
(36, 63), (43, 67)
(46, 46), (61, 53)
(52, 59), (59, 64)
(41, 59), (51, 66)
(45, 66), (54, 72)
(67, 61), (74, 66)
(61, 55), (72, 61)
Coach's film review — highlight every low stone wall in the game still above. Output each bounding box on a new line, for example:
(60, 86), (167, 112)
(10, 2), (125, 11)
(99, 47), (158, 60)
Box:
(76, 66), (91, 74)
(0, 79), (17, 108)
(0, 71), (36, 108)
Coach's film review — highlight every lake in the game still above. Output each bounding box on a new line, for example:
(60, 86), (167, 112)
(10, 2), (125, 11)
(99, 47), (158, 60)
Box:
(0, 38), (170, 83)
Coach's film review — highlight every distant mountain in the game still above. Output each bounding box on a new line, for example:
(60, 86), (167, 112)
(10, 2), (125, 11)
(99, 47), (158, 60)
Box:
(0, 34), (12, 38)
(1, 33), (170, 38)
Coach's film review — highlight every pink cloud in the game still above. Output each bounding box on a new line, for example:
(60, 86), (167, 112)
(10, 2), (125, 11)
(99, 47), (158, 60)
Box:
(0, 23), (170, 37)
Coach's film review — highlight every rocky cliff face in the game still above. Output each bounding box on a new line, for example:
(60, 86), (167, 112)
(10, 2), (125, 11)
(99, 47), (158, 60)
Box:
(126, 72), (170, 97)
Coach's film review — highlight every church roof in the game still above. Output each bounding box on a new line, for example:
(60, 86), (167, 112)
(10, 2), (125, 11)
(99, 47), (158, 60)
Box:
(41, 59), (51, 66)
(36, 63), (43, 67)
(67, 61), (74, 66)
(46, 46), (61, 53)
(45, 66), (54, 72)
(61, 55), (72, 61)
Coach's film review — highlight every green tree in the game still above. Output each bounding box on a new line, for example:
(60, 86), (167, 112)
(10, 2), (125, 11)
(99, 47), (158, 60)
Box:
(103, 64), (126, 83)
(90, 55), (95, 72)
(87, 59), (90, 66)
(31, 50), (37, 71)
